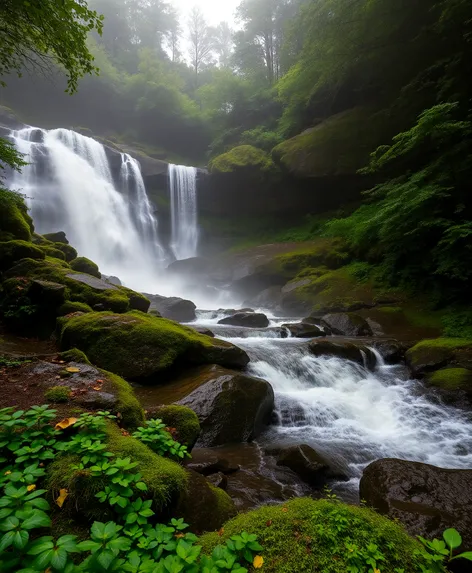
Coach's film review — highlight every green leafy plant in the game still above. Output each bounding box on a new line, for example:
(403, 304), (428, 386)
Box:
(417, 528), (472, 572)
(132, 419), (190, 460)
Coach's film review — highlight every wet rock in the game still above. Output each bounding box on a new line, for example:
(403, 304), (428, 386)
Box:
(309, 339), (377, 369)
(177, 365), (274, 447)
(29, 280), (67, 307)
(360, 458), (472, 552)
(218, 312), (269, 328)
(66, 273), (118, 291)
(191, 326), (215, 337)
(424, 367), (472, 409)
(321, 313), (373, 336)
(104, 275), (122, 286)
(207, 472), (228, 490)
(373, 339), (408, 364)
(406, 339), (472, 378)
(282, 322), (325, 338)
(144, 293), (196, 322)
(273, 444), (347, 487)
(184, 448), (240, 476)
(42, 231), (69, 244)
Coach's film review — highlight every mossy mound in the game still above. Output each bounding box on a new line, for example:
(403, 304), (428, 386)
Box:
(272, 106), (394, 178)
(38, 244), (67, 261)
(426, 367), (472, 392)
(200, 498), (425, 573)
(58, 311), (250, 380)
(47, 422), (188, 522)
(151, 405), (200, 450)
(406, 338), (472, 376)
(104, 369), (145, 429)
(209, 145), (276, 174)
(58, 301), (93, 316)
(0, 188), (33, 241)
(0, 240), (45, 271)
(70, 256), (101, 278)
(42, 231), (68, 244)
(53, 242), (78, 262)
(58, 348), (91, 365)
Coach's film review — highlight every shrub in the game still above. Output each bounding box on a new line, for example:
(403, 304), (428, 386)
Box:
(44, 386), (72, 403)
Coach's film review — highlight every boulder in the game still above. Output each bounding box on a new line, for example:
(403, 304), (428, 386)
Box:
(244, 286), (282, 311)
(29, 279), (67, 307)
(274, 445), (347, 487)
(184, 448), (240, 476)
(191, 326), (215, 337)
(147, 404), (200, 451)
(218, 312), (269, 328)
(70, 256), (101, 278)
(406, 338), (472, 377)
(42, 231), (69, 244)
(59, 311), (250, 381)
(282, 322), (325, 338)
(176, 365), (274, 447)
(309, 339), (377, 369)
(66, 273), (114, 291)
(207, 471), (228, 490)
(360, 458), (472, 552)
(0, 240), (45, 271)
(425, 368), (472, 408)
(104, 275), (122, 286)
(372, 339), (408, 364)
(144, 293), (196, 322)
(321, 313), (373, 336)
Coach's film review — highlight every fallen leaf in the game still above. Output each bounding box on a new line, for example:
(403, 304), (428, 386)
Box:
(27, 484), (36, 492)
(373, 569), (381, 573)
(56, 489), (68, 508)
(66, 367), (80, 373)
(92, 385), (102, 391)
(96, 379), (104, 383)
(55, 417), (78, 430)
(253, 556), (264, 569)
(217, 528), (224, 537)
(266, 520), (272, 527)
(175, 533), (185, 539)
(4, 471), (11, 476)
(282, 507), (288, 513)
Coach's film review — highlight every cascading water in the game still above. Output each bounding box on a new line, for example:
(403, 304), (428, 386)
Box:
(168, 164), (199, 260)
(8, 127), (165, 292)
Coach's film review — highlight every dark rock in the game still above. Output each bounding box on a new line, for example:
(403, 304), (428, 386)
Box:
(177, 365), (274, 447)
(42, 231), (69, 244)
(309, 339), (377, 369)
(373, 339), (408, 364)
(424, 368), (472, 409)
(406, 340), (472, 378)
(282, 322), (325, 338)
(244, 286), (282, 311)
(77, 391), (118, 410)
(144, 293), (196, 322)
(104, 275), (122, 286)
(28, 279), (67, 307)
(218, 312), (269, 328)
(191, 327), (215, 337)
(321, 313), (373, 336)
(184, 448), (240, 476)
(66, 273), (118, 291)
(93, 304), (106, 311)
(274, 444), (347, 487)
(207, 472), (228, 490)
(360, 458), (472, 553)
(175, 469), (236, 533)
(127, 293), (150, 313)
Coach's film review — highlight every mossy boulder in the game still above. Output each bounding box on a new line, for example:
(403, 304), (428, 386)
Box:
(272, 106), (393, 179)
(0, 240), (45, 271)
(425, 367), (472, 407)
(150, 405), (200, 450)
(42, 231), (69, 244)
(405, 338), (472, 377)
(320, 312), (373, 336)
(209, 145), (276, 175)
(58, 301), (93, 316)
(0, 188), (33, 241)
(70, 256), (101, 278)
(200, 497), (426, 573)
(52, 242), (78, 262)
(58, 311), (250, 381)
(38, 244), (67, 261)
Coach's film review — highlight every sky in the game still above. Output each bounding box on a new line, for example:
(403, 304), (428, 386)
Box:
(171, 0), (240, 27)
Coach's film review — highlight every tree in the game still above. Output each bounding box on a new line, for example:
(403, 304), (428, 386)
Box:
(0, 0), (103, 94)
(188, 6), (215, 86)
(213, 22), (234, 68)
(166, 8), (182, 63)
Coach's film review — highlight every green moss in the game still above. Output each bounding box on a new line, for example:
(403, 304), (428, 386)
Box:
(59, 348), (91, 365)
(0, 188), (33, 242)
(272, 107), (395, 178)
(209, 145), (276, 174)
(377, 306), (403, 314)
(42, 232), (68, 244)
(106, 423), (188, 510)
(58, 311), (225, 379)
(200, 498), (424, 573)
(427, 368), (472, 391)
(406, 338), (472, 373)
(153, 405), (200, 449)
(408, 338), (472, 351)
(38, 245), (67, 261)
(52, 243), (78, 262)
(102, 370), (145, 429)
(70, 256), (101, 278)
(58, 301), (93, 316)
(0, 240), (45, 271)
(44, 386), (72, 403)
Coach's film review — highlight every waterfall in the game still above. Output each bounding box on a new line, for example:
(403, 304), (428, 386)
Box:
(168, 164), (199, 260)
(8, 127), (165, 292)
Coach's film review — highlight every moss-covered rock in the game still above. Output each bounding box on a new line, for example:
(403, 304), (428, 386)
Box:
(0, 188), (33, 241)
(42, 231), (69, 244)
(406, 338), (472, 377)
(425, 367), (472, 407)
(58, 301), (93, 316)
(272, 106), (394, 179)
(200, 497), (425, 573)
(0, 240), (45, 271)
(70, 256), (101, 278)
(58, 311), (250, 380)
(58, 348), (91, 365)
(38, 244), (67, 261)
(151, 405), (200, 450)
(209, 145), (276, 174)
(53, 242), (78, 262)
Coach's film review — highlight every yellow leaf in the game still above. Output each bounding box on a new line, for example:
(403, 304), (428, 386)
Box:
(27, 484), (36, 492)
(253, 555), (264, 569)
(374, 570), (381, 573)
(56, 489), (69, 508)
(55, 417), (78, 430)
(66, 367), (80, 373)
(4, 471), (11, 476)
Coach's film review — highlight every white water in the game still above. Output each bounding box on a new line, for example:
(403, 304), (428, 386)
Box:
(168, 164), (199, 260)
(196, 317), (472, 489)
(8, 127), (165, 292)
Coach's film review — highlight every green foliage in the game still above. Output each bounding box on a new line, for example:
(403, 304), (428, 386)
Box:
(0, 139), (26, 180)
(0, 240), (45, 272)
(0, 0), (103, 94)
(0, 407), (262, 572)
(209, 145), (276, 174)
(442, 308), (472, 339)
(38, 245), (67, 262)
(70, 257), (101, 279)
(132, 420), (190, 461)
(44, 387), (72, 404)
(0, 189), (33, 242)
(152, 406), (200, 450)
(417, 528), (472, 571)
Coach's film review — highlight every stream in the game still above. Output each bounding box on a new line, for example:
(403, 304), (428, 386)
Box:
(191, 311), (472, 504)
